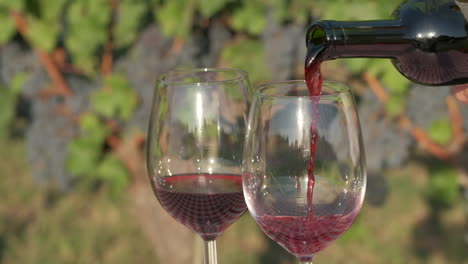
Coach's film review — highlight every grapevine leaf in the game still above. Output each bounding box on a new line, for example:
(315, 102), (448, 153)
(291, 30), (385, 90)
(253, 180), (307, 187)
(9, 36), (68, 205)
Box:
(385, 95), (405, 117)
(156, 0), (194, 38)
(428, 119), (453, 145)
(377, 0), (397, 17)
(27, 18), (57, 52)
(221, 39), (269, 84)
(321, 0), (379, 20)
(66, 0), (111, 74)
(0, 8), (16, 44)
(67, 0), (84, 24)
(344, 58), (370, 74)
(115, 0), (147, 48)
(79, 113), (110, 144)
(66, 137), (102, 176)
(426, 166), (459, 208)
(91, 74), (138, 120)
(231, 1), (266, 35)
(89, 0), (112, 25)
(366, 59), (392, 76)
(91, 90), (114, 118)
(0, 0), (24, 11)
(95, 155), (130, 197)
(382, 68), (410, 95)
(10, 72), (28, 95)
(198, 0), (230, 17)
(40, 0), (68, 23)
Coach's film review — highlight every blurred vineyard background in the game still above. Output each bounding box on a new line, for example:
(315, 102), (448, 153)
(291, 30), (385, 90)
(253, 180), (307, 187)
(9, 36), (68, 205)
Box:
(0, 0), (467, 263)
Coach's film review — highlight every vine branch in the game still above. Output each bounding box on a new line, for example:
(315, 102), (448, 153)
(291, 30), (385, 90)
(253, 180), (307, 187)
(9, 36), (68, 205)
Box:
(101, 0), (118, 76)
(446, 95), (466, 146)
(363, 72), (455, 161)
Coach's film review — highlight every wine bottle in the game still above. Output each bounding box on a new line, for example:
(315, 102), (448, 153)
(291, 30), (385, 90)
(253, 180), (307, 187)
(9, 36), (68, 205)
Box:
(306, 0), (468, 86)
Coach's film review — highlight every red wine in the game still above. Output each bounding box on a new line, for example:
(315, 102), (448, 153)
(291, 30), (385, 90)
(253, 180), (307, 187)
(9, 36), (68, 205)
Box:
(256, 209), (359, 261)
(305, 43), (326, 96)
(155, 174), (247, 241)
(304, 43), (327, 214)
(306, 0), (468, 86)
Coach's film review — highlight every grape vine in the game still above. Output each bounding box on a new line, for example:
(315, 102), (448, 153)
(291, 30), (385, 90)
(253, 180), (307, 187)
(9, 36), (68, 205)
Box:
(0, 0), (465, 210)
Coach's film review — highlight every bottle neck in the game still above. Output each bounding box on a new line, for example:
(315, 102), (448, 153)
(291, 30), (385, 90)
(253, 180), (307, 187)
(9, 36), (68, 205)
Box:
(307, 20), (410, 60)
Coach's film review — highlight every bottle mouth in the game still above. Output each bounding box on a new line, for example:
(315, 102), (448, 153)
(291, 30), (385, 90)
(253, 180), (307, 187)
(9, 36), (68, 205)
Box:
(305, 22), (335, 69)
(306, 25), (327, 47)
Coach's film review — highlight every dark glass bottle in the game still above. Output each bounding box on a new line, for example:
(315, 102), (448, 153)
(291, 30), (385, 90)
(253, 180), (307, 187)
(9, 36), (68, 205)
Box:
(306, 0), (468, 86)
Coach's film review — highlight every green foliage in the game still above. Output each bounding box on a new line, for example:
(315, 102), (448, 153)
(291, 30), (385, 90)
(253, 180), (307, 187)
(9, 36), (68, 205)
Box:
(198, 0), (232, 17)
(381, 68), (410, 95)
(339, 216), (370, 243)
(317, 0), (395, 19)
(96, 155), (130, 198)
(319, 0), (380, 20)
(91, 74), (138, 120)
(66, 0), (111, 74)
(68, 73), (137, 196)
(268, 0), (289, 23)
(0, 73), (28, 139)
(27, 17), (58, 52)
(115, 0), (148, 48)
(0, 141), (157, 264)
(428, 119), (453, 145)
(10, 72), (28, 95)
(347, 59), (411, 95)
(66, 137), (102, 176)
(345, 58), (369, 74)
(22, 0), (68, 52)
(0, 8), (16, 44)
(66, 112), (130, 197)
(231, 1), (266, 35)
(66, 113), (109, 176)
(79, 113), (110, 143)
(39, 0), (68, 23)
(156, 0), (194, 37)
(221, 39), (269, 84)
(426, 165), (459, 208)
(385, 95), (405, 117)
(0, 0), (24, 11)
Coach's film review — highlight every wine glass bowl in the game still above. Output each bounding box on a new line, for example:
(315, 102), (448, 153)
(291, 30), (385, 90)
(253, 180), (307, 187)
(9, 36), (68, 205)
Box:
(147, 68), (250, 263)
(242, 81), (366, 263)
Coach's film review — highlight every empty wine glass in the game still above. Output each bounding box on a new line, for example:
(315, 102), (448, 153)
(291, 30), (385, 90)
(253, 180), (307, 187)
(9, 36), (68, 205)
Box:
(147, 68), (251, 264)
(242, 80), (366, 263)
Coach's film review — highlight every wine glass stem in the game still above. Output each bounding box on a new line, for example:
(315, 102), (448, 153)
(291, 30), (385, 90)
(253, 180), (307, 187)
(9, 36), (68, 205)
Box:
(203, 240), (217, 264)
(299, 261), (313, 264)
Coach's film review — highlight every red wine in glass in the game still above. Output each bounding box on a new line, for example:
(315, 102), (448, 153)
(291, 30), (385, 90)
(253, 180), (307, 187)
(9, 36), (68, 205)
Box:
(256, 208), (359, 261)
(155, 174), (247, 241)
(243, 79), (366, 263)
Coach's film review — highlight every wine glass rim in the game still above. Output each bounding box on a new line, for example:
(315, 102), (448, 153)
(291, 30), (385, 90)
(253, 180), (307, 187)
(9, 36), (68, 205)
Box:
(255, 80), (351, 100)
(159, 68), (248, 85)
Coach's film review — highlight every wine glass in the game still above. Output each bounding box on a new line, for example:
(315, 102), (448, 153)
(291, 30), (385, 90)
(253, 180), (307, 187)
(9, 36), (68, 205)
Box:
(242, 80), (366, 264)
(147, 68), (251, 264)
